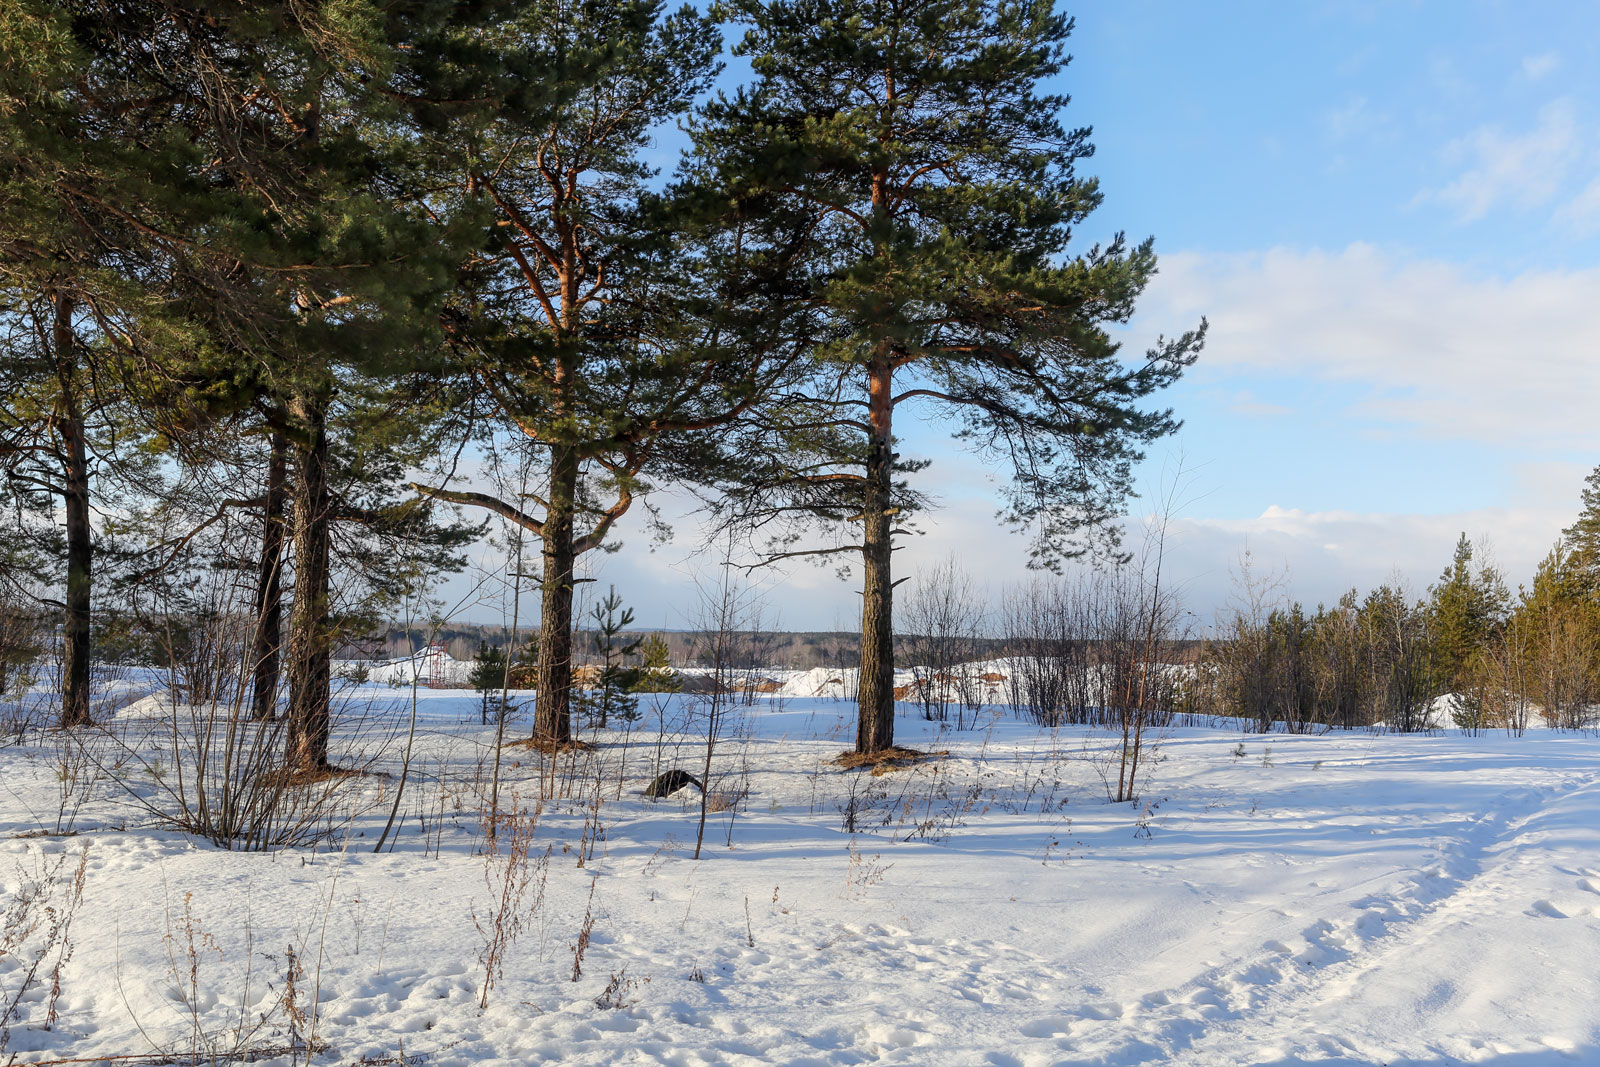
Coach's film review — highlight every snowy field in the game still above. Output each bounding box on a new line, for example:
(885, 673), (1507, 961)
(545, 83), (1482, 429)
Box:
(2, 684), (1599, 1066)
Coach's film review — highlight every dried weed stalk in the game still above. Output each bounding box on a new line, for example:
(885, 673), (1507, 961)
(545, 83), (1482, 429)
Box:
(473, 799), (550, 1009)
(0, 843), (89, 1052)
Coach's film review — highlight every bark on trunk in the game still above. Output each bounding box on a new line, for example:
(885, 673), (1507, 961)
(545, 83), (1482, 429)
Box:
(286, 395), (332, 770)
(251, 432), (288, 721)
(533, 445), (577, 744)
(53, 289), (92, 729)
(856, 355), (896, 754)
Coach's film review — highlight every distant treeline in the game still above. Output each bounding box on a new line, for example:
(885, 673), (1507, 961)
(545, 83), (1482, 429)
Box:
(350, 626), (957, 670)
(349, 625), (1208, 672)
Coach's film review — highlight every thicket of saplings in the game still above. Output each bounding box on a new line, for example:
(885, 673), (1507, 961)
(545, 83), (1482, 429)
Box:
(1191, 523), (1600, 736)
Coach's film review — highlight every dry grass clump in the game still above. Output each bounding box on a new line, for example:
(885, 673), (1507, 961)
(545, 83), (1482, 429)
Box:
(505, 736), (596, 755)
(831, 747), (949, 775)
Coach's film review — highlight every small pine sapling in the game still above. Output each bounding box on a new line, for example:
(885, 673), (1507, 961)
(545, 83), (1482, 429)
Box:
(579, 587), (643, 730)
(468, 643), (509, 725)
(632, 634), (680, 694)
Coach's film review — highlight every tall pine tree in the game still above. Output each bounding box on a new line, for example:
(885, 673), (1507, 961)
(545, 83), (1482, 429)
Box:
(67, 2), (486, 768)
(413, 0), (803, 745)
(696, 0), (1201, 752)
(0, 3), (183, 726)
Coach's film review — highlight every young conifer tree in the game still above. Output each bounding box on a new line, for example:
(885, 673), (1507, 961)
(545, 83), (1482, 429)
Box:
(1562, 466), (1600, 589)
(1427, 533), (1507, 694)
(695, 0), (1203, 752)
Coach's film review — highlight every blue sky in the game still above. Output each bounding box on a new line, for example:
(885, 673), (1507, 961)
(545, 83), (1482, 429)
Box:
(1074, 2), (1600, 613)
(453, 3), (1600, 633)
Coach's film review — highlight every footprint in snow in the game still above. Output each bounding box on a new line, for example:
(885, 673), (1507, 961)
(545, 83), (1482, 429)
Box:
(1019, 1015), (1074, 1038)
(1233, 962), (1279, 987)
(1540, 1035), (1583, 1059)
(1529, 899), (1568, 918)
(1081, 1002), (1124, 1020)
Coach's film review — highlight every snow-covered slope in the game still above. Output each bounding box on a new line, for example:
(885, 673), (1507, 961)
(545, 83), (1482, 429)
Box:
(2, 691), (1597, 1065)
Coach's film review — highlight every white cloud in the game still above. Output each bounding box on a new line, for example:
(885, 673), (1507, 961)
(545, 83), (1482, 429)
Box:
(1152, 501), (1569, 620)
(540, 469), (1578, 631)
(1555, 175), (1600, 236)
(1142, 243), (1600, 447)
(1225, 390), (1291, 418)
(1326, 96), (1376, 141)
(1421, 99), (1579, 222)
(1522, 52), (1561, 81)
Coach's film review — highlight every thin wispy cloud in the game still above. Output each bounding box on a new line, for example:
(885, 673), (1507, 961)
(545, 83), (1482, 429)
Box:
(1522, 52), (1561, 81)
(1421, 98), (1579, 222)
(1554, 175), (1600, 236)
(1225, 391), (1292, 418)
(1326, 96), (1376, 141)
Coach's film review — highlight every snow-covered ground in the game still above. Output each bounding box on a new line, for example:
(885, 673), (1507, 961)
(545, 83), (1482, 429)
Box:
(2, 686), (1598, 1066)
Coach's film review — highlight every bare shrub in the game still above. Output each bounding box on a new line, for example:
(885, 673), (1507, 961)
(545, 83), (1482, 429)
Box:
(902, 557), (988, 727)
(685, 551), (765, 859)
(1095, 555), (1186, 804)
(1483, 619), (1535, 736)
(47, 727), (103, 835)
(110, 888), (327, 1064)
(842, 839), (892, 899)
(96, 690), (385, 850)
(0, 587), (45, 741)
(1359, 581), (1437, 733)
(570, 878), (597, 982)
(88, 565), (393, 849)
(1000, 496), (1187, 805)
(1000, 577), (1099, 727)
(594, 968), (646, 1010)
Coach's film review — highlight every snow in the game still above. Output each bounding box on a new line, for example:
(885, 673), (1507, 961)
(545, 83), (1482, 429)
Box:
(3, 686), (1599, 1065)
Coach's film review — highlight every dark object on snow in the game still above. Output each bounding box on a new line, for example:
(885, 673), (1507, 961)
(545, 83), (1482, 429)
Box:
(643, 770), (703, 799)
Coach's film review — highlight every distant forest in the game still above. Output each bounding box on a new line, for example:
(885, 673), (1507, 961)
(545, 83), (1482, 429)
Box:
(353, 626), (1207, 671)
(352, 627), (962, 670)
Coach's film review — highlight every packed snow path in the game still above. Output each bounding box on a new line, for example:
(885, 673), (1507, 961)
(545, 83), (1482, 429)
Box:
(1, 690), (1597, 1065)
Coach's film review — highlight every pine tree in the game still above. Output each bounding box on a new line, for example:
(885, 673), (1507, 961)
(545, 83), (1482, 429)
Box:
(695, 0), (1202, 752)
(1562, 465), (1600, 590)
(633, 633), (680, 693)
(468, 642), (509, 725)
(0, 3), (179, 726)
(412, 0), (800, 745)
(1512, 543), (1600, 729)
(578, 587), (643, 729)
(1430, 536), (1508, 672)
(1426, 534), (1507, 729)
(82, 2), (490, 769)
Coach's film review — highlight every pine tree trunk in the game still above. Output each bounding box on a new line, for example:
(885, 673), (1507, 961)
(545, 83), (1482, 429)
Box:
(286, 394), (332, 771)
(251, 432), (287, 722)
(54, 290), (92, 729)
(533, 445), (577, 744)
(856, 354), (896, 754)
